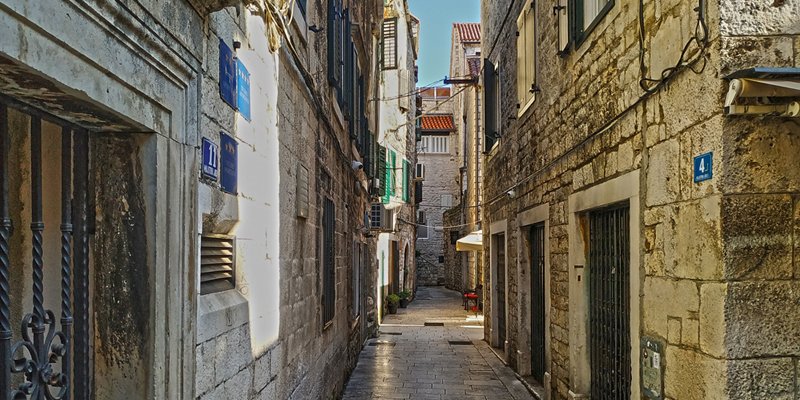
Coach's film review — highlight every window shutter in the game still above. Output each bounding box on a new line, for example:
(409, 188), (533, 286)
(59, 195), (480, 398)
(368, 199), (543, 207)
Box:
(327, 0), (339, 85)
(516, 8), (527, 109)
(322, 198), (336, 325)
(483, 58), (497, 152)
(414, 181), (423, 204)
(381, 18), (398, 69)
(377, 144), (387, 200)
(343, 10), (354, 119)
(402, 160), (410, 202)
(200, 235), (236, 295)
(557, 0), (570, 54)
(388, 150), (397, 197)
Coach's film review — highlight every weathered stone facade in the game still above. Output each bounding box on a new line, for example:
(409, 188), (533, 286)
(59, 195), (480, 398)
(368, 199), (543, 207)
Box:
(1, 0), (381, 399)
(481, 0), (800, 399)
(416, 88), (460, 286)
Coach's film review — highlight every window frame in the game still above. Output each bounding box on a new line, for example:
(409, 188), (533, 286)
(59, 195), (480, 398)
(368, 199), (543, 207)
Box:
(516, 1), (537, 116)
(322, 197), (336, 327)
(417, 211), (429, 239)
(573, 0), (615, 48)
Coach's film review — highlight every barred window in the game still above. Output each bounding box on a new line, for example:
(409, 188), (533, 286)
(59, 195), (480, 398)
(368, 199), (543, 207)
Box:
(322, 198), (336, 326)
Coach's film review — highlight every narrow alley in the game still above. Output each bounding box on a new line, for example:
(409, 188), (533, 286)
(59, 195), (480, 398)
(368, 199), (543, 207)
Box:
(342, 287), (533, 400)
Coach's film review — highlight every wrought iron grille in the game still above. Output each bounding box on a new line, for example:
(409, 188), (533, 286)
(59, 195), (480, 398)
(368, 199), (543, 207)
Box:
(588, 205), (631, 400)
(0, 99), (91, 400)
(529, 223), (546, 383)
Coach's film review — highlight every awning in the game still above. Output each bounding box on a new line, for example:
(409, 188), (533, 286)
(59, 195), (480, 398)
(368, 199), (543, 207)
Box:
(456, 230), (483, 252)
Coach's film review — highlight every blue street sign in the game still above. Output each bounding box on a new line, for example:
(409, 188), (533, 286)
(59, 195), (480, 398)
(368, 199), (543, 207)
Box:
(201, 137), (219, 181)
(236, 59), (251, 121)
(219, 39), (237, 109)
(693, 152), (713, 183)
(220, 132), (238, 194)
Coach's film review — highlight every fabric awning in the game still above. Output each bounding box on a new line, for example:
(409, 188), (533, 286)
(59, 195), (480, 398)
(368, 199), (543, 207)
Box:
(456, 230), (483, 252)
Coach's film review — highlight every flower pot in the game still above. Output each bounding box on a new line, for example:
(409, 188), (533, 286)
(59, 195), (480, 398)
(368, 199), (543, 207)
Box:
(387, 304), (398, 314)
(399, 298), (409, 308)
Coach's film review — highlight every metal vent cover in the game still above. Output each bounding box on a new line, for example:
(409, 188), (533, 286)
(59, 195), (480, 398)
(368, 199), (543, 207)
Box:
(200, 234), (236, 295)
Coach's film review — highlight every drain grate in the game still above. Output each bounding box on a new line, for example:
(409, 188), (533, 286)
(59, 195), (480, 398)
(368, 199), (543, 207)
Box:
(368, 341), (396, 347)
(448, 340), (473, 345)
(424, 322), (445, 327)
(380, 332), (402, 336)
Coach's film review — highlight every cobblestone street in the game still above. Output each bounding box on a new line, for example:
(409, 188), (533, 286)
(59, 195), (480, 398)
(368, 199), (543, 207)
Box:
(342, 287), (534, 400)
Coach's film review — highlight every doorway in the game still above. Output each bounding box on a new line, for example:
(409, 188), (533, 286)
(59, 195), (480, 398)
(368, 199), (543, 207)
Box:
(492, 232), (506, 348)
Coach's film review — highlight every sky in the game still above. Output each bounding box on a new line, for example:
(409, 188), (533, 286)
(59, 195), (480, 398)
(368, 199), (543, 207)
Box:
(408, 0), (480, 87)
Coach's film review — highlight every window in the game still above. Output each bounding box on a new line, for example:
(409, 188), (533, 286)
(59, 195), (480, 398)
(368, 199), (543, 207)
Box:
(441, 194), (453, 208)
(200, 234), (236, 295)
(297, 0), (307, 15)
(370, 203), (384, 229)
(483, 59), (500, 152)
(516, 1), (537, 114)
(322, 198), (336, 326)
(383, 149), (396, 204)
(415, 163), (425, 180)
(422, 135), (449, 154)
(402, 160), (411, 203)
(327, 0), (344, 87)
(381, 18), (398, 70)
(417, 211), (428, 239)
(376, 144), (387, 198)
(562, 0), (614, 49)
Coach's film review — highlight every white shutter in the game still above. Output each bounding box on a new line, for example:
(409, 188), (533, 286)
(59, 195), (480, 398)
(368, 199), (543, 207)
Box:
(558, 0), (570, 54)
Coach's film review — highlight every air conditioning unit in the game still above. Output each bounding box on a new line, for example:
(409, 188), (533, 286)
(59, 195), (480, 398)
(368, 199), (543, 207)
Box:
(369, 203), (395, 231)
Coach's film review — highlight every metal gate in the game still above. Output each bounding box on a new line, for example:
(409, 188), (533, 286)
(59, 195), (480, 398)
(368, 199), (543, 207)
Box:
(0, 100), (91, 400)
(494, 233), (506, 347)
(589, 205), (631, 400)
(529, 224), (546, 383)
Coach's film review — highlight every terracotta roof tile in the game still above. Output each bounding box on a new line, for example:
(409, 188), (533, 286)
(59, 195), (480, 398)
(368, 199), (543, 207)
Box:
(418, 87), (451, 98)
(421, 115), (456, 132)
(454, 23), (481, 43)
(467, 57), (481, 77)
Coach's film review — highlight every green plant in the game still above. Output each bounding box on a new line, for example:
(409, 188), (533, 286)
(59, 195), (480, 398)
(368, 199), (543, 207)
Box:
(398, 290), (411, 300)
(386, 294), (400, 306)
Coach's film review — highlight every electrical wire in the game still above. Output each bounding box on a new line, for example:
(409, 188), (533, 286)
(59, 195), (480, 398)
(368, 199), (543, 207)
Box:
(397, 217), (475, 230)
(485, 0), (711, 207)
(478, 0), (518, 76)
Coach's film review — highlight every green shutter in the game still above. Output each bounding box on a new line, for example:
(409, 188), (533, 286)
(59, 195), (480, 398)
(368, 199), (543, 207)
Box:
(375, 144), (389, 203)
(402, 160), (410, 203)
(389, 150), (396, 196)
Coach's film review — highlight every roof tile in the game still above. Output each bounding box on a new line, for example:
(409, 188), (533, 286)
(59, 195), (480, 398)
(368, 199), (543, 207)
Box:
(454, 23), (481, 44)
(421, 115), (456, 132)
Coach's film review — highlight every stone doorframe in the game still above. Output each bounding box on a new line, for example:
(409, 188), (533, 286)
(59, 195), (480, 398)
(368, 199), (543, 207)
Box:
(516, 204), (551, 397)
(488, 219), (508, 352)
(567, 170), (641, 400)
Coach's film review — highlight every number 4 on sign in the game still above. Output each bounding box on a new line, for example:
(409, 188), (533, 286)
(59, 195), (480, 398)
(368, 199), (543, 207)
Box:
(693, 152), (713, 183)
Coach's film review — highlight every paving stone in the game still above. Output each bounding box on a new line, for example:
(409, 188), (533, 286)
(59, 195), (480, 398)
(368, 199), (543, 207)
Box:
(341, 286), (535, 399)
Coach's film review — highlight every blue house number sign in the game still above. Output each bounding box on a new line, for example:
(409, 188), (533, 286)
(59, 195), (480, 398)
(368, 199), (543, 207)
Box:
(693, 152), (713, 183)
(202, 137), (219, 181)
(220, 132), (238, 195)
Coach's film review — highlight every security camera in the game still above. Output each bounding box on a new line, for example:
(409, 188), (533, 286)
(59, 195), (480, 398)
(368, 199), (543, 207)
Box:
(352, 161), (364, 171)
(507, 189), (516, 198)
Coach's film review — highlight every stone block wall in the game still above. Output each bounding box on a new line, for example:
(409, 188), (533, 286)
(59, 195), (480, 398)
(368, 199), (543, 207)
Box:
(481, 0), (799, 398)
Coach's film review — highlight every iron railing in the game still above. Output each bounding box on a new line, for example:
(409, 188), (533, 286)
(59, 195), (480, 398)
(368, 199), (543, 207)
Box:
(589, 205), (631, 400)
(0, 99), (91, 400)
(529, 223), (546, 383)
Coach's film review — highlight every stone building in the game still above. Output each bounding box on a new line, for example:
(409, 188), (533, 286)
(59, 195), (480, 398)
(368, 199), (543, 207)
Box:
(448, 23), (485, 293)
(481, 0), (800, 399)
(416, 87), (461, 286)
(373, 0), (419, 319)
(0, 0), (382, 399)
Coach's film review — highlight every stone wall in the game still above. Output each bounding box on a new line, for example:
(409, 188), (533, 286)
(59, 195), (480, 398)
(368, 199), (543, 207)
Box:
(481, 0), (799, 399)
(442, 206), (464, 291)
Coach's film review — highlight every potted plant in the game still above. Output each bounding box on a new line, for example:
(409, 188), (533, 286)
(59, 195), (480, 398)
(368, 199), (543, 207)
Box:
(386, 294), (400, 314)
(398, 290), (411, 308)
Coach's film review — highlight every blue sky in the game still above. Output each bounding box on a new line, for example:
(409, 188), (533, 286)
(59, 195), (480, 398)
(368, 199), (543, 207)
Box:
(408, 0), (480, 87)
